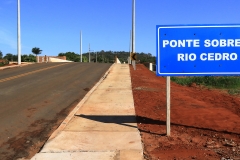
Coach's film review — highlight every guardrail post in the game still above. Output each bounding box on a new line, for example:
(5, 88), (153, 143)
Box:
(149, 63), (153, 71)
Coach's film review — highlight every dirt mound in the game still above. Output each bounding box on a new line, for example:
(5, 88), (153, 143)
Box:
(130, 64), (240, 160)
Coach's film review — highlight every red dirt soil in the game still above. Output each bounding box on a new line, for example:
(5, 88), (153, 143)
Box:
(0, 63), (17, 67)
(130, 64), (240, 160)
(0, 63), (32, 67)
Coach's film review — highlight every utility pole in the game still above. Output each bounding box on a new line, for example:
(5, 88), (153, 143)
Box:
(132, 0), (136, 70)
(88, 44), (90, 63)
(132, 0), (135, 54)
(80, 30), (82, 62)
(17, 0), (21, 65)
(88, 44), (94, 63)
(96, 52), (97, 63)
(129, 30), (132, 64)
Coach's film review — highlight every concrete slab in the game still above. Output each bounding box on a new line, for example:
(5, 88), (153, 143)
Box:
(41, 131), (142, 152)
(64, 115), (138, 132)
(105, 75), (129, 78)
(108, 66), (129, 69)
(32, 151), (117, 160)
(97, 81), (132, 89)
(104, 73), (131, 78)
(75, 103), (135, 115)
(85, 90), (134, 103)
(108, 71), (129, 74)
(103, 76), (131, 80)
(120, 150), (144, 160)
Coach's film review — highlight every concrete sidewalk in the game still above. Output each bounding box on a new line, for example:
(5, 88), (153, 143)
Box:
(31, 64), (143, 160)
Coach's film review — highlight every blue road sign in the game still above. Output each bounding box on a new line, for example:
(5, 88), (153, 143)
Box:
(156, 24), (240, 76)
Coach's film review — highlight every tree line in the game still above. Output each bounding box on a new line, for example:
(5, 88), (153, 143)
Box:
(58, 50), (156, 63)
(0, 48), (156, 64)
(0, 47), (42, 63)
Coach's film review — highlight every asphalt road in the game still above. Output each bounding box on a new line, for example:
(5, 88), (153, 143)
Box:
(0, 62), (112, 159)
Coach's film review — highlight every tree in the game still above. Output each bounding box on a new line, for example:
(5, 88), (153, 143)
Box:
(58, 52), (81, 62)
(0, 50), (2, 59)
(28, 54), (37, 62)
(4, 53), (14, 61)
(21, 54), (36, 62)
(32, 47), (42, 56)
(82, 55), (88, 62)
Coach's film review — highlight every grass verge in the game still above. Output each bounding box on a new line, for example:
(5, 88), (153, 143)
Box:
(171, 76), (240, 95)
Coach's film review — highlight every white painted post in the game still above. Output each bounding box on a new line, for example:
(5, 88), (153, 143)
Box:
(131, 0), (135, 68)
(88, 44), (90, 63)
(166, 76), (171, 136)
(80, 30), (82, 62)
(17, 0), (21, 65)
(129, 31), (132, 65)
(149, 63), (153, 71)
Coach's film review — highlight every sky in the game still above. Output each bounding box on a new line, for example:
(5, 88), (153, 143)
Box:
(1, 0), (240, 57)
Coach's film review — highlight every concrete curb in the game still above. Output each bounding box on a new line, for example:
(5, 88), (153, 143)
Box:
(46, 63), (114, 141)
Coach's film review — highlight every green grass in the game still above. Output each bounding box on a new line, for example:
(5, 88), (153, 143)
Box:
(171, 76), (240, 95)
(0, 63), (5, 67)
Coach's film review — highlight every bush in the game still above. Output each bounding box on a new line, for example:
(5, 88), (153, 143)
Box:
(171, 76), (240, 89)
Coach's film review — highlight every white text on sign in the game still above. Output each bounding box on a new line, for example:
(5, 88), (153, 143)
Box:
(162, 39), (240, 61)
(162, 39), (240, 48)
(177, 53), (237, 61)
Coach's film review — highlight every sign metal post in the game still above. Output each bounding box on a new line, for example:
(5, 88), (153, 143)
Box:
(156, 24), (240, 136)
(166, 76), (170, 136)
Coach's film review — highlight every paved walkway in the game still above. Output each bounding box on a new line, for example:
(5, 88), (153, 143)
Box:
(31, 64), (143, 160)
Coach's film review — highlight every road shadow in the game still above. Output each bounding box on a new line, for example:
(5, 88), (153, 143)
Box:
(76, 114), (138, 129)
(76, 114), (166, 135)
(77, 114), (165, 125)
(77, 114), (240, 136)
(78, 114), (137, 123)
(136, 115), (240, 136)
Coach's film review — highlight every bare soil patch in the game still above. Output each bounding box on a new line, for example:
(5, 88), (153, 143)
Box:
(130, 64), (240, 160)
(0, 99), (80, 160)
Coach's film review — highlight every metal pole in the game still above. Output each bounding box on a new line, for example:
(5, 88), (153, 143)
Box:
(129, 30), (132, 64)
(96, 52), (97, 63)
(132, 0), (136, 69)
(166, 76), (171, 136)
(17, 0), (21, 65)
(88, 43), (90, 63)
(80, 30), (82, 62)
(132, 0), (135, 53)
